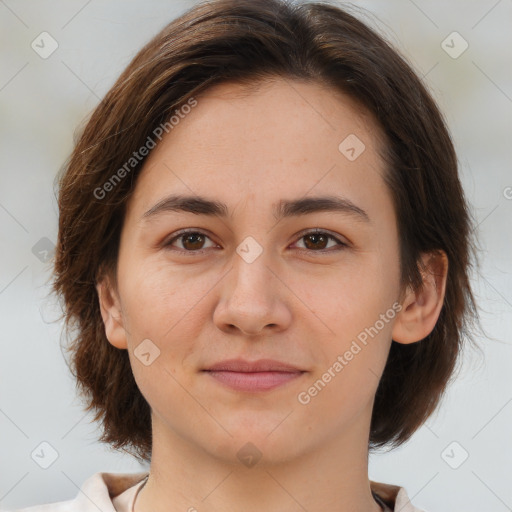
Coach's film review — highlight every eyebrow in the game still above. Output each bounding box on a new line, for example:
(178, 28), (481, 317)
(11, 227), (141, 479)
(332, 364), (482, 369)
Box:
(140, 194), (371, 224)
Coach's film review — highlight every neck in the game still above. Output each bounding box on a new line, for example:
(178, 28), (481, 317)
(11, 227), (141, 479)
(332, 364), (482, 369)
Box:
(135, 408), (382, 512)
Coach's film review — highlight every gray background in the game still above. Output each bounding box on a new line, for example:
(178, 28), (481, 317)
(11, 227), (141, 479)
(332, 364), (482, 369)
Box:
(1, 1), (511, 511)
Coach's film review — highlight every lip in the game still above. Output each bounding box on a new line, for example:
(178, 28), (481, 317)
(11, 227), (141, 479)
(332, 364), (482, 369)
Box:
(203, 358), (306, 392)
(205, 358), (303, 372)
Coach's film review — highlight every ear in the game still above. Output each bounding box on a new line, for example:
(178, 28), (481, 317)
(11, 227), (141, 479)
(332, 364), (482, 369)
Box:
(96, 275), (128, 350)
(392, 250), (449, 344)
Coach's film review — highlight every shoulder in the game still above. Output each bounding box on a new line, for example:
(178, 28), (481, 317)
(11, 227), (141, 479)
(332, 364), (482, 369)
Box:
(395, 487), (428, 512)
(370, 479), (428, 512)
(5, 471), (149, 512)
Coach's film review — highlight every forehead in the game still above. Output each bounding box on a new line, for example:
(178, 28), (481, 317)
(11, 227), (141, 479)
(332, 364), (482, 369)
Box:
(126, 77), (390, 223)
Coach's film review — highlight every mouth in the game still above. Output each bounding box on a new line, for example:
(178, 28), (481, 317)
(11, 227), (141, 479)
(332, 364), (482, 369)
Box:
(202, 358), (306, 392)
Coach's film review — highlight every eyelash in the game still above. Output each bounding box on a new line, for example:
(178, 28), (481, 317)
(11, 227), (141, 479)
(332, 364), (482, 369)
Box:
(163, 228), (349, 255)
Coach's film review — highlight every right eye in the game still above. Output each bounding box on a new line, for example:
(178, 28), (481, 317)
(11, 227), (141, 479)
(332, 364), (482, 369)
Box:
(163, 230), (218, 254)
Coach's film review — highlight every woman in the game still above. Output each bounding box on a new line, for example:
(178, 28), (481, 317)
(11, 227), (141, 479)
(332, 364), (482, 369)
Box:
(15, 0), (480, 510)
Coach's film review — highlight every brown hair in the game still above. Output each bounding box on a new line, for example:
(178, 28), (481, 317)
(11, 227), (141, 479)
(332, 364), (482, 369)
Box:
(52, 0), (482, 463)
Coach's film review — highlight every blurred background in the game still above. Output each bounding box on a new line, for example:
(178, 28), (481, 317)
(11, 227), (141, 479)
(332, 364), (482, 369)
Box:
(0, 1), (511, 511)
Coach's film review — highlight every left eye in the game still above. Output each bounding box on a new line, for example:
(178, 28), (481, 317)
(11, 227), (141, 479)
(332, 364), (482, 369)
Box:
(292, 230), (347, 252)
(165, 231), (218, 252)
(164, 229), (347, 253)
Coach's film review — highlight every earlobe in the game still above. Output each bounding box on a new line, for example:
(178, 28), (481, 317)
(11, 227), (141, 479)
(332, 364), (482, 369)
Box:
(392, 250), (449, 344)
(96, 278), (128, 350)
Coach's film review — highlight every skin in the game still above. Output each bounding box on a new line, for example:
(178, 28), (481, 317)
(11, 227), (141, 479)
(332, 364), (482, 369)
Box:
(97, 78), (448, 512)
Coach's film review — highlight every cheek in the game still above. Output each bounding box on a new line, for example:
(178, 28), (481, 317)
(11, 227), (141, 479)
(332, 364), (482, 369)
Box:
(119, 259), (208, 402)
(299, 255), (398, 394)
(119, 254), (205, 334)
(299, 255), (397, 338)
(298, 288), (397, 430)
(297, 357), (379, 440)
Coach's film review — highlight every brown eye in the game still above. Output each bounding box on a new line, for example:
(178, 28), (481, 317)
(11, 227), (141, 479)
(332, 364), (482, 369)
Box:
(180, 232), (206, 250)
(165, 231), (216, 252)
(302, 233), (329, 250)
(293, 230), (347, 252)
(164, 229), (347, 255)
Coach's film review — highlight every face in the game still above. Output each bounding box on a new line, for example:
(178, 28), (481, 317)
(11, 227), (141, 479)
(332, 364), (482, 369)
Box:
(103, 78), (404, 464)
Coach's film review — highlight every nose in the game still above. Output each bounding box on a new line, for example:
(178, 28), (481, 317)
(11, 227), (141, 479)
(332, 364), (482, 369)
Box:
(213, 251), (292, 336)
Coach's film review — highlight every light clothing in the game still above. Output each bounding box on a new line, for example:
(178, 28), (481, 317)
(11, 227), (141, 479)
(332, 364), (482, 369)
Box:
(7, 472), (426, 512)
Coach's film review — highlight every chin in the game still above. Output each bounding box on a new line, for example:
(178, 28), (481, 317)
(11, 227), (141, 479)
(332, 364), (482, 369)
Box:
(204, 422), (309, 468)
